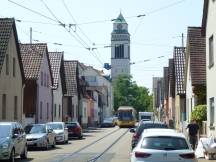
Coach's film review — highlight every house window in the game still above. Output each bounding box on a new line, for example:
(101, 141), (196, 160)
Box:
(41, 72), (43, 86)
(2, 94), (6, 119)
(210, 97), (215, 126)
(54, 104), (57, 117)
(40, 102), (43, 119)
(13, 58), (16, 77)
(14, 96), (17, 120)
(59, 105), (61, 118)
(6, 54), (9, 75)
(209, 35), (214, 68)
(115, 44), (124, 58)
(47, 103), (49, 119)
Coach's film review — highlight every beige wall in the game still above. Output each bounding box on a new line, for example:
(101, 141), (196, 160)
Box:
(175, 95), (180, 130)
(0, 29), (23, 122)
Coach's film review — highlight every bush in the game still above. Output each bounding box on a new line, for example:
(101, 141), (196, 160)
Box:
(191, 105), (207, 126)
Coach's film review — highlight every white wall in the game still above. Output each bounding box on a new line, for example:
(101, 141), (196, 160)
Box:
(206, 0), (216, 136)
(53, 73), (63, 121)
(186, 56), (193, 122)
(37, 51), (52, 124)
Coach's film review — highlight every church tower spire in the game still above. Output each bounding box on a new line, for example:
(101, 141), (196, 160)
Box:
(111, 13), (130, 80)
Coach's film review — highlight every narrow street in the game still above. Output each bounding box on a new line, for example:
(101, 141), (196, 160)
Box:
(14, 126), (216, 162)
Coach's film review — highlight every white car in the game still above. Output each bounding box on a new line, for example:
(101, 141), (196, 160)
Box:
(46, 122), (68, 143)
(131, 128), (197, 162)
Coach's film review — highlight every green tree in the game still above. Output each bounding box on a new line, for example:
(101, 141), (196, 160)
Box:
(113, 75), (153, 113)
(191, 105), (207, 126)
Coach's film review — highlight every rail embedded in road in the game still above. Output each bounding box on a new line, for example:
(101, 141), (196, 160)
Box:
(52, 127), (124, 162)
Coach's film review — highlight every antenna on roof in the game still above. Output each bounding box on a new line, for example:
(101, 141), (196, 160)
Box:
(30, 27), (32, 44)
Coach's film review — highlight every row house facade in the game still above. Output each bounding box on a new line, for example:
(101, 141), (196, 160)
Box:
(152, 77), (163, 121)
(154, 47), (186, 130)
(82, 65), (113, 126)
(0, 18), (25, 122)
(0, 18), (113, 128)
(155, 19), (207, 133)
(202, 0), (216, 136)
(185, 27), (206, 124)
(20, 43), (53, 125)
(173, 47), (186, 130)
(63, 61), (80, 123)
(49, 52), (66, 122)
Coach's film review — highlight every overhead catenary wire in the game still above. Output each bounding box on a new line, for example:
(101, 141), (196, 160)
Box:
(61, 0), (105, 64)
(40, 0), (104, 65)
(62, 0), (94, 45)
(8, 0), (59, 23)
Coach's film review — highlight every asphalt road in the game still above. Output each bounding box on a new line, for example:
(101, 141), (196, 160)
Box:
(14, 126), (216, 162)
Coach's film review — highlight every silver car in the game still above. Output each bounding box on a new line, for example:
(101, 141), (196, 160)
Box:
(25, 124), (56, 150)
(47, 122), (68, 143)
(0, 122), (28, 162)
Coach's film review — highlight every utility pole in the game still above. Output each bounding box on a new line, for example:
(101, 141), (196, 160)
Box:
(30, 27), (32, 44)
(181, 33), (184, 48)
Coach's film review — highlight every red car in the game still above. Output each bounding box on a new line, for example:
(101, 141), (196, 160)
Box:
(65, 121), (83, 139)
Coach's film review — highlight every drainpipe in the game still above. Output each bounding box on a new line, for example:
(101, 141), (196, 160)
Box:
(21, 84), (25, 125)
(36, 82), (39, 123)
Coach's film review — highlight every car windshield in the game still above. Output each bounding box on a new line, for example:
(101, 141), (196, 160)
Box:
(66, 123), (77, 128)
(137, 123), (168, 135)
(48, 123), (63, 130)
(141, 136), (189, 150)
(28, 125), (46, 134)
(0, 125), (11, 138)
(104, 118), (113, 121)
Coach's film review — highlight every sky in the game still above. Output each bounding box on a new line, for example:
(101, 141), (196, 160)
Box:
(1, 0), (204, 91)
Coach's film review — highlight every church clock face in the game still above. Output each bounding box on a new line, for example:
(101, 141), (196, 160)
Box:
(117, 24), (122, 30)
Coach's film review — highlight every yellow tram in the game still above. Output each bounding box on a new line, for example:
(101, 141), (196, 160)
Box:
(117, 106), (136, 128)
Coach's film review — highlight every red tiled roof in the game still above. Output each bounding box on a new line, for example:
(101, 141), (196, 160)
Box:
(168, 59), (175, 97)
(173, 47), (186, 95)
(64, 60), (78, 96)
(19, 43), (47, 79)
(186, 27), (206, 85)
(0, 18), (25, 81)
(48, 52), (64, 89)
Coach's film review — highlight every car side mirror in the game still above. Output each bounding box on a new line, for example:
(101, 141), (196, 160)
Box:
(130, 128), (136, 133)
(13, 133), (19, 138)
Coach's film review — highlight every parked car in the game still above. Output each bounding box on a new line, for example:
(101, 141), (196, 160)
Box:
(112, 116), (118, 125)
(0, 122), (27, 162)
(65, 121), (83, 139)
(131, 129), (197, 162)
(25, 124), (56, 150)
(46, 122), (68, 143)
(101, 117), (115, 127)
(130, 121), (168, 149)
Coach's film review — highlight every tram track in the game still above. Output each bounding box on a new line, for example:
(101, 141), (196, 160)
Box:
(52, 127), (126, 162)
(86, 129), (128, 162)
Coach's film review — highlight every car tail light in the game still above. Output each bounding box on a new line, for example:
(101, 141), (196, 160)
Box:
(179, 153), (195, 159)
(133, 133), (139, 140)
(75, 127), (80, 133)
(135, 151), (151, 158)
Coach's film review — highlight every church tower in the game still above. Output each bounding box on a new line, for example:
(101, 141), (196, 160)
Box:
(111, 13), (130, 80)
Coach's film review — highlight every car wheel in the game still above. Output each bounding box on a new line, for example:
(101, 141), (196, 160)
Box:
(9, 149), (15, 162)
(78, 133), (83, 139)
(20, 145), (28, 159)
(44, 140), (49, 150)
